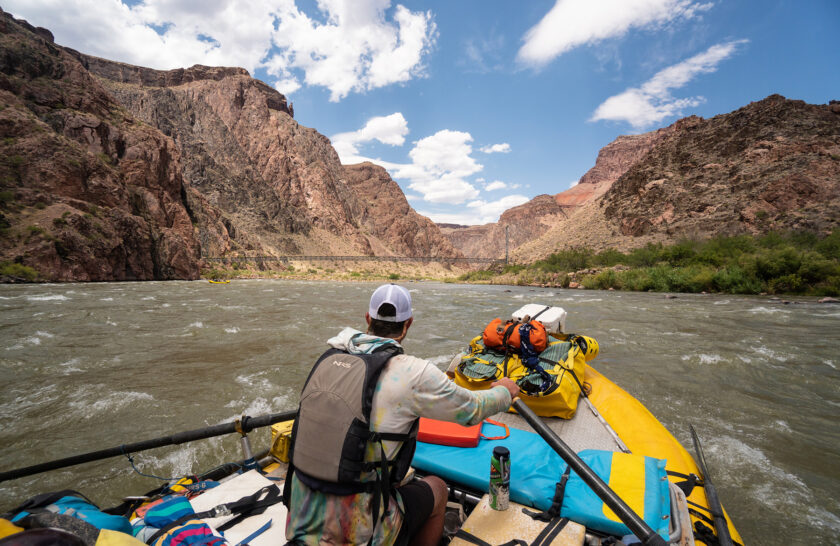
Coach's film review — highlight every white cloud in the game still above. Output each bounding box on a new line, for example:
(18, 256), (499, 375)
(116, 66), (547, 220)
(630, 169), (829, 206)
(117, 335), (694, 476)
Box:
(332, 121), (488, 205)
(590, 39), (747, 129)
(480, 143), (511, 154)
(466, 195), (530, 224)
(5, 0), (436, 102)
(270, 2), (437, 101)
(485, 180), (507, 191)
(274, 78), (301, 95)
(331, 113), (409, 164)
(517, 0), (712, 67)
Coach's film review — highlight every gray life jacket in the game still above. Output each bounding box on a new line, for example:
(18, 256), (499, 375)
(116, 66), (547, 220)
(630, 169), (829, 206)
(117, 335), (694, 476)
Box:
(284, 345), (418, 519)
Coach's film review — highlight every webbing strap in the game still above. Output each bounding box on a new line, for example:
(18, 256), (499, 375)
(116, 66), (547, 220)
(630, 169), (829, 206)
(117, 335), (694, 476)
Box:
(453, 529), (528, 546)
(531, 517), (569, 546)
(235, 518), (272, 545)
(147, 485), (281, 544)
(522, 466), (570, 522)
(667, 470), (702, 496)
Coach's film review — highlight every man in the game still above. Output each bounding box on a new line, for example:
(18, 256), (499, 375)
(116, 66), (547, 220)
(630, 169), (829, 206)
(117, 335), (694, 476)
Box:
(285, 283), (519, 545)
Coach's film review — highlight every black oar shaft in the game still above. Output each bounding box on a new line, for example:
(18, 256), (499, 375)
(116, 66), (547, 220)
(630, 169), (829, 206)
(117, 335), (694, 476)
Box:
(690, 425), (733, 546)
(0, 410), (296, 483)
(513, 399), (667, 546)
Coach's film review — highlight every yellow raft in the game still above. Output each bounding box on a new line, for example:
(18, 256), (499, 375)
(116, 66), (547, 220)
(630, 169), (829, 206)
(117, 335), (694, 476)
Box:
(585, 364), (742, 543)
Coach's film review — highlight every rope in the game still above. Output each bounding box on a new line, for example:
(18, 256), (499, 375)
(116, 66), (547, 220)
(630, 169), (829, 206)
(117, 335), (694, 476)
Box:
(120, 445), (179, 482)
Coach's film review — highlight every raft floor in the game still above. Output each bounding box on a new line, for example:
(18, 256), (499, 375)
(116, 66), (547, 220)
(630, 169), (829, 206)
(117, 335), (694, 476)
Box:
(489, 398), (629, 454)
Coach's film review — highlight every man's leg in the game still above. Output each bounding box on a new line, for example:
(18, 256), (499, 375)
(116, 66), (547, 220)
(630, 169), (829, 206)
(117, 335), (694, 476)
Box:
(409, 476), (447, 546)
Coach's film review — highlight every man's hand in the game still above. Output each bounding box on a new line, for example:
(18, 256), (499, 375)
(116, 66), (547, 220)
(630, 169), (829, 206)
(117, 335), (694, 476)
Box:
(490, 377), (520, 400)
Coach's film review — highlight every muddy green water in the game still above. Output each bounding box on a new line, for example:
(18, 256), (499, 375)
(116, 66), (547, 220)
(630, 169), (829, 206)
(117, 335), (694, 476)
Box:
(1, 280), (838, 544)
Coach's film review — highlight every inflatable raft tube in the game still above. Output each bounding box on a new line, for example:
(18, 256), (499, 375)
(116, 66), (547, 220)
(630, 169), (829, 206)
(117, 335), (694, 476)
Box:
(584, 364), (742, 544)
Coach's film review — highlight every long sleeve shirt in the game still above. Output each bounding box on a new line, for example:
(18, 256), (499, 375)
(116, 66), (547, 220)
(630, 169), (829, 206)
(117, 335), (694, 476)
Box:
(286, 329), (511, 545)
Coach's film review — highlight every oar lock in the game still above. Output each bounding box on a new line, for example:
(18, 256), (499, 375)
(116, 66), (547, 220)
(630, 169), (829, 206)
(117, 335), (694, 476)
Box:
(235, 415), (255, 461)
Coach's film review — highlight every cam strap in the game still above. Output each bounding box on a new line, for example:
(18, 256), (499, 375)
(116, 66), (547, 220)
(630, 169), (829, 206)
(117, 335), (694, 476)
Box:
(146, 485), (281, 545)
(453, 529), (528, 546)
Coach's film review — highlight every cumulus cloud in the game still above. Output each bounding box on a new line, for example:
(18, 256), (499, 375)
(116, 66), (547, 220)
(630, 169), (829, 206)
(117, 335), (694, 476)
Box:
(466, 195), (530, 224)
(4, 0), (436, 101)
(485, 180), (508, 191)
(270, 1), (437, 101)
(391, 130), (482, 204)
(480, 143), (511, 154)
(517, 0), (712, 67)
(590, 39), (747, 129)
(331, 113), (409, 164)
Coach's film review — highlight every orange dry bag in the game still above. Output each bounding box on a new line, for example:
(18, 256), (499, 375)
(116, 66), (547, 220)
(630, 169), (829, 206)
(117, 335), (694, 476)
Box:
(482, 318), (548, 353)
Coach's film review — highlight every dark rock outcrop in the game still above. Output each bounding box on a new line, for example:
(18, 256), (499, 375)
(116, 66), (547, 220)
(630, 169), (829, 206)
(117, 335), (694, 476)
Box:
(341, 162), (461, 257)
(0, 8), (201, 281)
(82, 54), (460, 259)
(604, 95), (840, 238)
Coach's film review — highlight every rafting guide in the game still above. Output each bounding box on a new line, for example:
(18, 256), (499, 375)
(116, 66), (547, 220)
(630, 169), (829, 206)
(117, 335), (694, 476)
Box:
(283, 283), (520, 545)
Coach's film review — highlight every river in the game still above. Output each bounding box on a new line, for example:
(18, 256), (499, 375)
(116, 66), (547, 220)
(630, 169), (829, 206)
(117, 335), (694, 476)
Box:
(0, 280), (838, 544)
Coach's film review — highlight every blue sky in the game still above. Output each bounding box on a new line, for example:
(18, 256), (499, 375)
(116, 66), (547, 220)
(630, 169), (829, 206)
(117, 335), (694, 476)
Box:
(6, 0), (839, 224)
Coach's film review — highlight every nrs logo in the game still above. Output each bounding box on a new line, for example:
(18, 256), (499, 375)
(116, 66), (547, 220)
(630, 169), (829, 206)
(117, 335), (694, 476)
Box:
(333, 360), (352, 369)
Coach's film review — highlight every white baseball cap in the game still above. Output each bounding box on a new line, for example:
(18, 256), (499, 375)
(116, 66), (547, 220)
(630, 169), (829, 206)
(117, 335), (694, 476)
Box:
(369, 283), (413, 322)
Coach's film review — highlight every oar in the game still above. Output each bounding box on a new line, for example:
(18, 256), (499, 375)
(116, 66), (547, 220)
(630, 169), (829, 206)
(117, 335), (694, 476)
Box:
(689, 424), (733, 546)
(512, 398), (667, 546)
(0, 410), (296, 483)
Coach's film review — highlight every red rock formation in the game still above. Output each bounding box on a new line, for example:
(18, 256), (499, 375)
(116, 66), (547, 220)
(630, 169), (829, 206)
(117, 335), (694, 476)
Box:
(341, 162), (463, 257)
(604, 95), (840, 237)
(444, 96), (840, 261)
(443, 127), (671, 258)
(0, 9), (202, 281)
(82, 55), (460, 259)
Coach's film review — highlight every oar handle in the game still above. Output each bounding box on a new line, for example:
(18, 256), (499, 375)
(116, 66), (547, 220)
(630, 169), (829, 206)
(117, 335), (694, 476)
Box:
(512, 399), (668, 546)
(0, 410), (297, 483)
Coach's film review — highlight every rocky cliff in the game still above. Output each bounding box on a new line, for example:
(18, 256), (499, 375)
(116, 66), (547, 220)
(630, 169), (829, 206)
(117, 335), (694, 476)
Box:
(0, 9), (203, 281)
(79, 54), (462, 260)
(603, 95), (840, 238)
(444, 96), (840, 262)
(341, 162), (462, 256)
(443, 126), (672, 259)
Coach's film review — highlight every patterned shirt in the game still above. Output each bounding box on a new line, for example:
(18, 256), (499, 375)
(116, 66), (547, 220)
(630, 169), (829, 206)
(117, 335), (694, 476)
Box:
(285, 328), (512, 545)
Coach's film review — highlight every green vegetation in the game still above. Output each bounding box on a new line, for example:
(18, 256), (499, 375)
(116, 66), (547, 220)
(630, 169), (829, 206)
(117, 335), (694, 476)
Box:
(0, 190), (14, 205)
(459, 230), (840, 296)
(0, 261), (38, 281)
(388, 273), (400, 280)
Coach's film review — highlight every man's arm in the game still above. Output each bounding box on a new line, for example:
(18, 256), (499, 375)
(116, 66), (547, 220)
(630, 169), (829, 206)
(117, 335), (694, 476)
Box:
(410, 363), (519, 426)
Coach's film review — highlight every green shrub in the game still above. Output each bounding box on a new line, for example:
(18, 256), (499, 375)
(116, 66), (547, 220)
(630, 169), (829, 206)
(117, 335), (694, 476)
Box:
(768, 274), (804, 294)
(712, 266), (762, 294)
(308, 268), (317, 274)
(388, 273), (400, 280)
(350, 271), (361, 277)
(459, 270), (495, 282)
(626, 243), (666, 267)
(815, 230), (840, 259)
(536, 247), (595, 272)
(662, 240), (698, 266)
(0, 190), (14, 204)
(52, 217), (67, 227)
(594, 248), (625, 267)
(0, 261), (38, 281)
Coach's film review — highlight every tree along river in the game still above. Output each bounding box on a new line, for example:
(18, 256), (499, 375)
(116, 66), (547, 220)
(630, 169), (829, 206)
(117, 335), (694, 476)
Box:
(0, 280), (838, 544)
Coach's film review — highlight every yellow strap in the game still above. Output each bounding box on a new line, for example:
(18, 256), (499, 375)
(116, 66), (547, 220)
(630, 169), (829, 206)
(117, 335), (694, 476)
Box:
(96, 529), (147, 546)
(0, 519), (23, 539)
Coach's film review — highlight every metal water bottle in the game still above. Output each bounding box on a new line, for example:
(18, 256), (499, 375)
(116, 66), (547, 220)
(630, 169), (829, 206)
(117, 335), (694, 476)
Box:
(489, 446), (510, 510)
